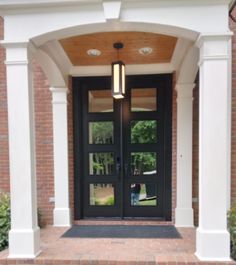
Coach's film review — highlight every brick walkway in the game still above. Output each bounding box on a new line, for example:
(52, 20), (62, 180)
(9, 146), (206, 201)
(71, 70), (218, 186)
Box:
(0, 220), (235, 265)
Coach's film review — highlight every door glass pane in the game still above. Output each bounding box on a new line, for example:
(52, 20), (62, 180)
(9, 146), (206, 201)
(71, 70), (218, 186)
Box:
(89, 152), (114, 175)
(130, 183), (157, 206)
(89, 121), (114, 144)
(131, 152), (156, 175)
(131, 120), (157, 144)
(90, 184), (115, 205)
(88, 90), (113, 112)
(131, 88), (156, 112)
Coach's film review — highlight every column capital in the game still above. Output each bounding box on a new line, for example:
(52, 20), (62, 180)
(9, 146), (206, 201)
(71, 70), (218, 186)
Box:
(175, 83), (195, 98)
(1, 40), (29, 48)
(50, 87), (69, 93)
(2, 40), (36, 65)
(195, 32), (233, 48)
(50, 87), (68, 105)
(195, 32), (233, 65)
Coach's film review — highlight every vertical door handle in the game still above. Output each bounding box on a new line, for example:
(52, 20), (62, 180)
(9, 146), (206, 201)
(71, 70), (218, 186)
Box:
(116, 157), (121, 181)
(124, 163), (129, 177)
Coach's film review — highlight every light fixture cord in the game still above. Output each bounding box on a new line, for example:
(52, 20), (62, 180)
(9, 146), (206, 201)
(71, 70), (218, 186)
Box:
(117, 48), (120, 61)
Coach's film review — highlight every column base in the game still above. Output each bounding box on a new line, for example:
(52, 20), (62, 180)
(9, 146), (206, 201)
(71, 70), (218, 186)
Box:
(195, 228), (231, 261)
(53, 207), (71, 227)
(175, 207), (194, 227)
(8, 227), (41, 258)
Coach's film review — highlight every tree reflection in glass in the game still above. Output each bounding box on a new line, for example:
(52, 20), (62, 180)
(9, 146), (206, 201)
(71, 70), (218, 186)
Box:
(131, 152), (156, 175)
(89, 121), (114, 144)
(131, 120), (157, 144)
(89, 152), (114, 175)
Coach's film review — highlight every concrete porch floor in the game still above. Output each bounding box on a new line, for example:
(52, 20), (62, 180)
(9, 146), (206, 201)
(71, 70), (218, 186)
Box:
(0, 220), (235, 265)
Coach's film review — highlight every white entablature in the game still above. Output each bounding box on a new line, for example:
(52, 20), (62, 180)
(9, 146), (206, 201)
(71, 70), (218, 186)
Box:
(0, 0), (233, 46)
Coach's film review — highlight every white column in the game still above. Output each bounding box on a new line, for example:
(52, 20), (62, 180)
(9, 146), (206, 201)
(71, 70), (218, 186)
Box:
(4, 42), (40, 258)
(195, 33), (232, 261)
(175, 83), (194, 227)
(50, 87), (71, 227)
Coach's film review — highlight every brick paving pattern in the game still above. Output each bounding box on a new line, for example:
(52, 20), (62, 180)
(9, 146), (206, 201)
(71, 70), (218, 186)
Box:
(0, 221), (235, 265)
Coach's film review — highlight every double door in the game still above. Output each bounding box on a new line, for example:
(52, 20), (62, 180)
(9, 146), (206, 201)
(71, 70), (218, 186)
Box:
(73, 74), (172, 219)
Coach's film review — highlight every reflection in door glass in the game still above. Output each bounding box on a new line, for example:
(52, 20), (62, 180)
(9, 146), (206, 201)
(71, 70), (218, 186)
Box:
(89, 121), (114, 144)
(131, 152), (156, 175)
(131, 88), (156, 112)
(130, 183), (157, 206)
(89, 152), (114, 175)
(131, 120), (157, 144)
(90, 184), (114, 205)
(88, 90), (113, 112)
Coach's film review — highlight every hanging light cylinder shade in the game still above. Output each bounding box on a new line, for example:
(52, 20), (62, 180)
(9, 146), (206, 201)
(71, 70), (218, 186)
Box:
(111, 60), (125, 99)
(111, 42), (125, 99)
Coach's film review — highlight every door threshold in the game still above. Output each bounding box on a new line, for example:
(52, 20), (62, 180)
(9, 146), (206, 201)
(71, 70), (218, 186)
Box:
(123, 217), (165, 221)
(79, 217), (165, 221)
(82, 217), (123, 221)
(74, 217), (172, 226)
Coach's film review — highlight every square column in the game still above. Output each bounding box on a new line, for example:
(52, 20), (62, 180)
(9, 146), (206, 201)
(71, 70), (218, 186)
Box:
(175, 83), (194, 227)
(4, 42), (41, 258)
(50, 87), (71, 227)
(195, 34), (232, 261)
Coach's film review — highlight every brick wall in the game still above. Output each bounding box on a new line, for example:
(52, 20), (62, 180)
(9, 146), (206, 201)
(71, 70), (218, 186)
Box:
(68, 77), (75, 221)
(33, 62), (54, 225)
(171, 75), (177, 222)
(230, 10), (236, 206)
(0, 17), (9, 193)
(192, 81), (199, 226)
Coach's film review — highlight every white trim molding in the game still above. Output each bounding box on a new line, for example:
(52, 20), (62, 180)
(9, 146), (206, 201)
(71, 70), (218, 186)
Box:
(103, 1), (121, 21)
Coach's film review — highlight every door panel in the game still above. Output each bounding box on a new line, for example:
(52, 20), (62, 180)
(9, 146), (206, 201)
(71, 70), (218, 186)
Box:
(81, 78), (122, 217)
(73, 74), (172, 219)
(122, 76), (164, 217)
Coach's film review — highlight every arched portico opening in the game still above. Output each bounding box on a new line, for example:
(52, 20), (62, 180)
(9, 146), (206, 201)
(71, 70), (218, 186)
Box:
(30, 19), (199, 228)
(33, 28), (197, 223)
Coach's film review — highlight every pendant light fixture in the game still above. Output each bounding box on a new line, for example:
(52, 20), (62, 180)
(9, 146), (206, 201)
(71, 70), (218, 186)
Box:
(111, 42), (125, 99)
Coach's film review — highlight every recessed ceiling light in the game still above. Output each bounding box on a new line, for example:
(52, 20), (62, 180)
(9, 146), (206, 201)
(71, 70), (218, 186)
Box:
(139, 47), (153, 55)
(87, 49), (102, 57)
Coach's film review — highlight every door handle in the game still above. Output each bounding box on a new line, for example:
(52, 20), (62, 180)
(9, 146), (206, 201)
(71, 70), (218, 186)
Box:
(116, 162), (121, 173)
(116, 157), (121, 181)
(124, 163), (129, 177)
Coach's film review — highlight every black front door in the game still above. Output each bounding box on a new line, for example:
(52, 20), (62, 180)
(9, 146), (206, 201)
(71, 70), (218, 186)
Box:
(73, 74), (172, 220)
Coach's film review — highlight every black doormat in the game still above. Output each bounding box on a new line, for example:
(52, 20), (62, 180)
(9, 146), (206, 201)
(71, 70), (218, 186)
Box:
(62, 225), (181, 239)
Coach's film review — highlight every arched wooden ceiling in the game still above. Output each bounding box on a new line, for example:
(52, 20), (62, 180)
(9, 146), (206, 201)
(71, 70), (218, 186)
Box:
(60, 32), (177, 66)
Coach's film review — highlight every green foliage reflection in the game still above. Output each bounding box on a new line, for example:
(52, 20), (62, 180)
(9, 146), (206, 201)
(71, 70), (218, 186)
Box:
(131, 152), (156, 174)
(91, 153), (114, 175)
(131, 120), (156, 144)
(90, 121), (113, 144)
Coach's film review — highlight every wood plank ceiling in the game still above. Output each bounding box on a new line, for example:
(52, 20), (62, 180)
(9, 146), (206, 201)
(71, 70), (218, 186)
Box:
(60, 32), (177, 66)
